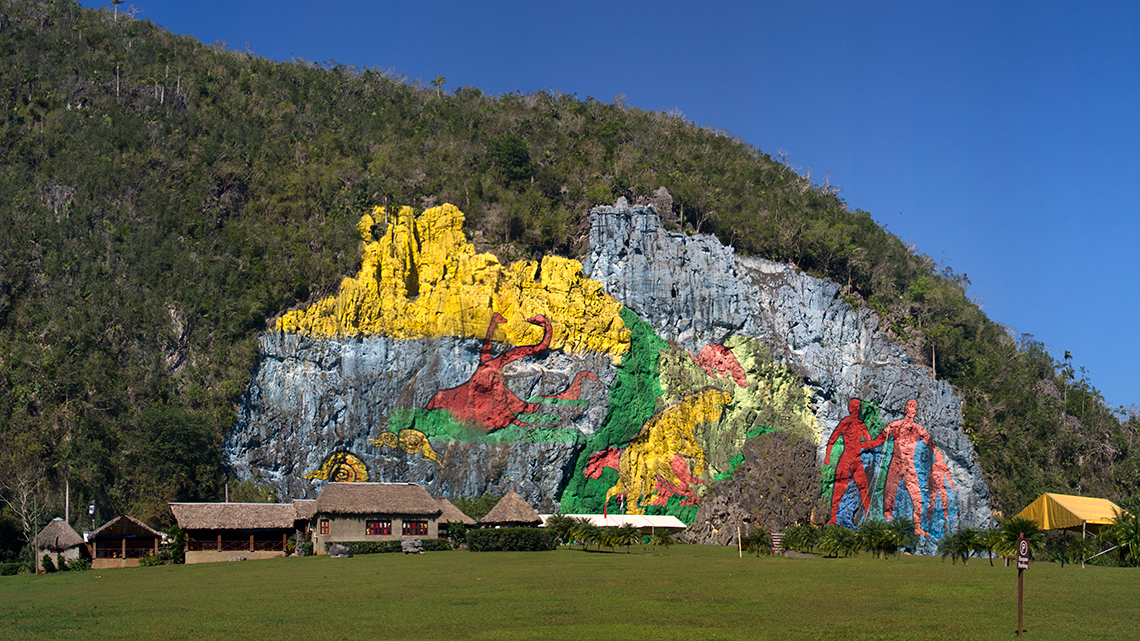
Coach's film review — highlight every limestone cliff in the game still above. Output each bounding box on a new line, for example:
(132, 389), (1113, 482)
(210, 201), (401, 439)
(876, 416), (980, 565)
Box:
(225, 200), (992, 553)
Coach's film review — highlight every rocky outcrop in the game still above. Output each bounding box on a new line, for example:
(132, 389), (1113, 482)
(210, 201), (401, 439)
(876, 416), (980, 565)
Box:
(226, 200), (991, 554)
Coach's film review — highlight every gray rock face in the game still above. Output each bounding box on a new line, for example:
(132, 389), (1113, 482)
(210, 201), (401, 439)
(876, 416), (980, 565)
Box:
(226, 199), (992, 554)
(401, 539), (424, 554)
(224, 332), (613, 508)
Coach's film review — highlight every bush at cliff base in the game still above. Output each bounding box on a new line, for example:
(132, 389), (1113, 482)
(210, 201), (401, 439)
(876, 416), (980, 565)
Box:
(466, 528), (557, 552)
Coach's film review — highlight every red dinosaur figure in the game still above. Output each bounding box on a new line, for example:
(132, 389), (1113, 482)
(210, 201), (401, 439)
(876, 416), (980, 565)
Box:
(427, 312), (597, 431)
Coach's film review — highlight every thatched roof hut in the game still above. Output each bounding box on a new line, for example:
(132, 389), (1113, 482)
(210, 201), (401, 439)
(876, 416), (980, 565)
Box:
(314, 483), (441, 516)
(437, 497), (476, 525)
(91, 515), (162, 540)
(292, 499), (318, 522)
(169, 503), (299, 530)
(35, 518), (84, 551)
(481, 490), (541, 527)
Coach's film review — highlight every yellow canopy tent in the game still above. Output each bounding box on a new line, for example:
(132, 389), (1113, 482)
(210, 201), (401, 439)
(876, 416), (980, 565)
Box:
(1014, 493), (1128, 533)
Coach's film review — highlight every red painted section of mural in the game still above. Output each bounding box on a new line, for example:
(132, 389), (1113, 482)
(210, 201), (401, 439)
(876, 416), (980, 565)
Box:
(927, 446), (955, 524)
(693, 344), (747, 387)
(649, 454), (704, 506)
(427, 312), (596, 430)
(584, 447), (622, 478)
(824, 398), (879, 524)
(873, 399), (932, 536)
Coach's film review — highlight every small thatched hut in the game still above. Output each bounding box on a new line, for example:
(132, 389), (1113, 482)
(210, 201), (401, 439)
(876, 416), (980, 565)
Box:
(480, 490), (542, 528)
(169, 502), (298, 564)
(34, 518), (85, 572)
(311, 482), (442, 554)
(90, 515), (163, 569)
(436, 497), (476, 540)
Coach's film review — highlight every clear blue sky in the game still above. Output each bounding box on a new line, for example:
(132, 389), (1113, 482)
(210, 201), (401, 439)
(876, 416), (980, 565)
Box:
(86, 1), (1140, 411)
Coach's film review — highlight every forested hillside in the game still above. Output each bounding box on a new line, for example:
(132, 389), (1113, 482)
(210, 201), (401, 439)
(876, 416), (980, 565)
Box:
(1, 0), (1136, 558)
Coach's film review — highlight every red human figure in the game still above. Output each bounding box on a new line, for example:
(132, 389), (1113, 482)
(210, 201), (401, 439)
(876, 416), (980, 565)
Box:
(824, 399), (879, 524)
(874, 399), (933, 536)
(927, 446), (955, 525)
(427, 313), (596, 431)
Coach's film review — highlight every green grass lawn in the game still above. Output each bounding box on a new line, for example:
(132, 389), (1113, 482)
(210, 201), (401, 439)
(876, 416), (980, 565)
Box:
(1, 546), (1135, 640)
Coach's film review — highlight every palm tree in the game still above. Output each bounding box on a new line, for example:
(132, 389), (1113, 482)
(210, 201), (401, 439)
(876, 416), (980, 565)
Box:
(545, 514), (576, 546)
(744, 525), (772, 556)
(999, 517), (1045, 565)
(784, 524), (819, 554)
(937, 533), (956, 564)
(980, 528), (1002, 566)
(856, 520), (893, 559)
(820, 525), (858, 558)
(570, 517), (597, 551)
(613, 523), (640, 553)
(651, 531), (675, 548)
(1107, 509), (1140, 567)
(890, 518), (918, 559)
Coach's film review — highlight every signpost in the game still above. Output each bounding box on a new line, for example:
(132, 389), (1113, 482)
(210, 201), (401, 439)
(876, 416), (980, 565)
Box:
(1016, 534), (1030, 637)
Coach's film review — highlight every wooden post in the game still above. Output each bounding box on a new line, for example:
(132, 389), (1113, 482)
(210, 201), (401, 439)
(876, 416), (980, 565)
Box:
(282, 532), (287, 552)
(217, 533), (222, 552)
(249, 533), (254, 552)
(121, 538), (126, 560)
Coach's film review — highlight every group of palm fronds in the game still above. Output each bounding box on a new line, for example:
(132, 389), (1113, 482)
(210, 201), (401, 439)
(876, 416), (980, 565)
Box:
(544, 515), (671, 552)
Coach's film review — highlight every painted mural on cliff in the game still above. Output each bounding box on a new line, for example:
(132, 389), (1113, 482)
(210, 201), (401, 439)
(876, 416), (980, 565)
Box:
(227, 203), (817, 524)
(226, 200), (991, 550)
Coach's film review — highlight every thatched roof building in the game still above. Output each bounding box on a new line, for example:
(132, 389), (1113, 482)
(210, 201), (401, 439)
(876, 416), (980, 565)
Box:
(35, 518), (84, 551)
(91, 514), (162, 540)
(169, 502), (300, 530)
(292, 499), (318, 522)
(481, 490), (541, 527)
(35, 518), (85, 572)
(437, 497), (476, 525)
(314, 483), (441, 516)
(90, 515), (163, 569)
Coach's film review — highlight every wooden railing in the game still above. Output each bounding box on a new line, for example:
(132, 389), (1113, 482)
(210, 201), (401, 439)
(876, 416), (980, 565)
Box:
(187, 539), (285, 552)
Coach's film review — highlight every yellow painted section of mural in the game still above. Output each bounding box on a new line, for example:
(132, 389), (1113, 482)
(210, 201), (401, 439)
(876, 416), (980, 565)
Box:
(652, 336), (817, 481)
(370, 429), (443, 465)
(302, 452), (369, 482)
(723, 336), (819, 443)
(276, 204), (630, 358)
(607, 387), (733, 514)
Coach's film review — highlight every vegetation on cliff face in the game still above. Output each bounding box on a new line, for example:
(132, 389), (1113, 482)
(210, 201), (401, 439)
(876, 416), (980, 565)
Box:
(0, 0), (1136, 558)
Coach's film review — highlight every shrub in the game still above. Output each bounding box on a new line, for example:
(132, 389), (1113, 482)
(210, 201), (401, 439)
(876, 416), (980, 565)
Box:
(139, 553), (163, 567)
(466, 528), (557, 552)
(300, 541), (314, 556)
(420, 539), (451, 552)
(41, 554), (56, 573)
(168, 525), (187, 564)
(0, 562), (22, 576)
(342, 541), (403, 555)
(68, 557), (92, 571)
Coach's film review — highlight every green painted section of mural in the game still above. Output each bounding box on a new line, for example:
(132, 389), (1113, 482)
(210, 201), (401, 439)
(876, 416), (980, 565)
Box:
(558, 309), (818, 524)
(559, 308), (668, 514)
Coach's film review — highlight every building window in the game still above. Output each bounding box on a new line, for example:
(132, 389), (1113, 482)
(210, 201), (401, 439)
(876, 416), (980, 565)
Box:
(366, 520), (391, 535)
(319, 519), (330, 535)
(402, 520), (428, 536)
